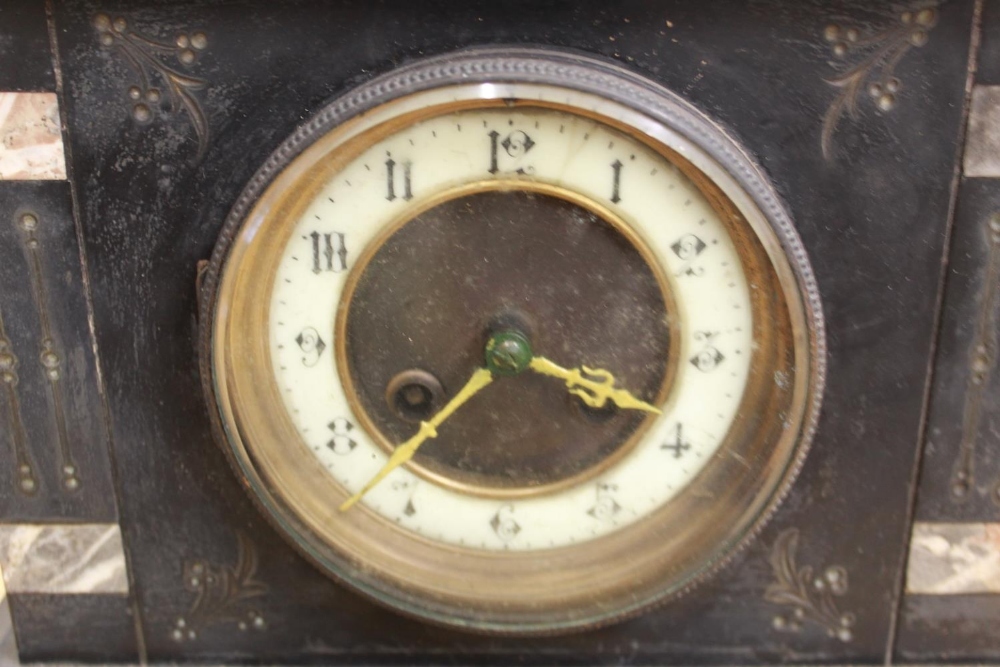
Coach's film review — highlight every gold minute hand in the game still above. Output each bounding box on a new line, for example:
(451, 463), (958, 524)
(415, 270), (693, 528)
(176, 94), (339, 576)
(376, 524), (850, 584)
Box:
(528, 357), (661, 414)
(339, 367), (494, 512)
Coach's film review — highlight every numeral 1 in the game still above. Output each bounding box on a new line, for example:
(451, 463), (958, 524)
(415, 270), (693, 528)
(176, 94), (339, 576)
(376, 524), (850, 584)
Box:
(385, 157), (413, 201)
(311, 231), (348, 273)
(488, 130), (500, 174)
(610, 159), (623, 203)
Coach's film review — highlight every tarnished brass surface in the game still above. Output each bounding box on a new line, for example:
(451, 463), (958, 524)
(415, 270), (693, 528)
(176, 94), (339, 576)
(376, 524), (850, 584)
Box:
(337, 181), (677, 498)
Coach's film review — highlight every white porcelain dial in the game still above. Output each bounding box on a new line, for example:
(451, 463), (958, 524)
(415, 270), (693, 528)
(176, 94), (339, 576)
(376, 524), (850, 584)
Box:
(267, 106), (753, 551)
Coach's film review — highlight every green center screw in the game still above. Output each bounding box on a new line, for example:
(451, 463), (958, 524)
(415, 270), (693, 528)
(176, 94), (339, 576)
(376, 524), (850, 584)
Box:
(484, 330), (534, 376)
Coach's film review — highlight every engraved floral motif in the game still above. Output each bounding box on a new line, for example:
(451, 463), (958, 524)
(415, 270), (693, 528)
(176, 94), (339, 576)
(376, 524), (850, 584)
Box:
(765, 528), (855, 642)
(171, 532), (268, 642)
(93, 14), (210, 159)
(951, 214), (1000, 502)
(821, 6), (938, 159)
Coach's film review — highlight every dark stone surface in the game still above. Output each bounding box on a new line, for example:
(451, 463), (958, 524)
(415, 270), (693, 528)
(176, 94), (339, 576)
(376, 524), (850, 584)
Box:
(895, 2), (1000, 659)
(895, 181), (1000, 662)
(912, 178), (1000, 522)
(345, 190), (671, 487)
(40, 0), (975, 662)
(7, 594), (138, 664)
(976, 0), (1000, 85)
(0, 1), (55, 92)
(897, 594), (1000, 663)
(0, 181), (118, 521)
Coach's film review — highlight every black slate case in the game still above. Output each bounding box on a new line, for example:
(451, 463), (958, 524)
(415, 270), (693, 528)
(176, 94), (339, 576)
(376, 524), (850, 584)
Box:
(1, 0), (995, 663)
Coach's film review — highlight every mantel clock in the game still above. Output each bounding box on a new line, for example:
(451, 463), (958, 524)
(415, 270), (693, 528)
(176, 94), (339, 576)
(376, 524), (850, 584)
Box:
(199, 48), (824, 633)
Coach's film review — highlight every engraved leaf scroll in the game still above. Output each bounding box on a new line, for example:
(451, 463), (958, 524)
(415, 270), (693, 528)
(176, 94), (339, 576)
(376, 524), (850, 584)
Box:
(765, 528), (855, 642)
(94, 14), (210, 159)
(171, 532), (268, 642)
(821, 6), (938, 159)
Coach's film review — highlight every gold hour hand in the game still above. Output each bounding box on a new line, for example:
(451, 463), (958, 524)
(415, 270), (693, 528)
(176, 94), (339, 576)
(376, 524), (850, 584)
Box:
(339, 367), (494, 511)
(528, 356), (661, 414)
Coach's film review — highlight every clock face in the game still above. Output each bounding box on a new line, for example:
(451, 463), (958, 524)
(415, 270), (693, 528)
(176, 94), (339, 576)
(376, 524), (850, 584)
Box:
(268, 106), (752, 550)
(202, 50), (824, 633)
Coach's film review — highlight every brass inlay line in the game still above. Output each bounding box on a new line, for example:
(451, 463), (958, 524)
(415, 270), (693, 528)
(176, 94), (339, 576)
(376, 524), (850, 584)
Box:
(0, 303), (37, 494)
(20, 213), (80, 492)
(951, 214), (1000, 501)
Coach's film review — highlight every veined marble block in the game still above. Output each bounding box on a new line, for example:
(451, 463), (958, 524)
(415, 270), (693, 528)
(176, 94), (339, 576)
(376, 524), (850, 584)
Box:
(0, 597), (14, 667)
(0, 524), (128, 595)
(965, 86), (1000, 178)
(0, 559), (12, 664)
(907, 522), (1000, 594)
(0, 92), (66, 180)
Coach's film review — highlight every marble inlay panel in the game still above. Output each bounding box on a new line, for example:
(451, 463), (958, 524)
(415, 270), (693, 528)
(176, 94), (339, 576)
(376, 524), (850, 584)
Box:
(0, 597), (15, 667)
(965, 86), (1000, 178)
(0, 524), (127, 594)
(907, 522), (1000, 594)
(0, 562), (16, 665)
(0, 92), (66, 180)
